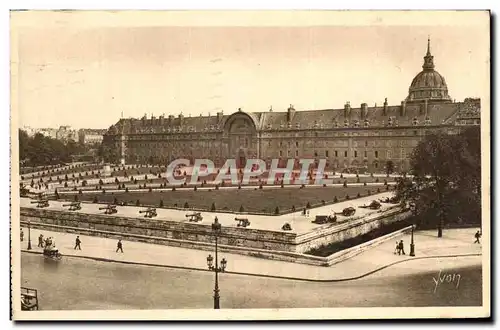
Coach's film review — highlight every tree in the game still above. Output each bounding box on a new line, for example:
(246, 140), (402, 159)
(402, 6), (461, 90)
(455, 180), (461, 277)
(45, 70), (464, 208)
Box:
(211, 202), (216, 211)
(395, 127), (481, 237)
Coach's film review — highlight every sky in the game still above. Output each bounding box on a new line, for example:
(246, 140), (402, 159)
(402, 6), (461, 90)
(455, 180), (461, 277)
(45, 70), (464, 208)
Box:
(11, 11), (490, 130)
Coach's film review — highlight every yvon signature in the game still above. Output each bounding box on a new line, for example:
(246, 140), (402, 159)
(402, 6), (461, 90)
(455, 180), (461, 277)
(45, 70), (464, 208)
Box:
(432, 270), (461, 293)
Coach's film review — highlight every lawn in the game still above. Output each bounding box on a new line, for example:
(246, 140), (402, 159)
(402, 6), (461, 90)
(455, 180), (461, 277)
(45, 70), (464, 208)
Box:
(22, 164), (102, 180)
(61, 185), (393, 215)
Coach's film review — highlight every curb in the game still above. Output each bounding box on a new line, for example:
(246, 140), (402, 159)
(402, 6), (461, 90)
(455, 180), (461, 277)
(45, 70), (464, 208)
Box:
(21, 250), (481, 283)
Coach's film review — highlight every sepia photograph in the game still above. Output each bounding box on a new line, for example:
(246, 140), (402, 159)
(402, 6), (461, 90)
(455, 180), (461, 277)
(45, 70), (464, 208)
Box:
(9, 10), (490, 321)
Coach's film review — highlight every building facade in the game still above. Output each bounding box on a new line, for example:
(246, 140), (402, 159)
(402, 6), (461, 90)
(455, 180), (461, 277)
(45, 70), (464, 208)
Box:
(102, 39), (481, 172)
(78, 129), (107, 145)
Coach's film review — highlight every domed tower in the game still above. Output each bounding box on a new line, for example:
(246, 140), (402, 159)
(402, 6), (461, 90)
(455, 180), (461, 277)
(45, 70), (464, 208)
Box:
(406, 38), (452, 103)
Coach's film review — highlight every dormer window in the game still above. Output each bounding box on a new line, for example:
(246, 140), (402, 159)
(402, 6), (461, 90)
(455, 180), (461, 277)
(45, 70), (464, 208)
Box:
(314, 121), (319, 128)
(295, 123), (300, 128)
(388, 117), (394, 126)
(280, 122), (284, 128)
(210, 125), (215, 130)
(412, 117), (419, 126)
(354, 120), (360, 128)
(425, 116), (431, 125)
(334, 121), (339, 128)
(364, 119), (370, 127)
(344, 119), (349, 127)
(287, 122), (292, 129)
(267, 123), (272, 129)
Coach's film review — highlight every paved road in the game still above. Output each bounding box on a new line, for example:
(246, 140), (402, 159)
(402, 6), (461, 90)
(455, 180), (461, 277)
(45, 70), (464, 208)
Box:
(21, 253), (482, 310)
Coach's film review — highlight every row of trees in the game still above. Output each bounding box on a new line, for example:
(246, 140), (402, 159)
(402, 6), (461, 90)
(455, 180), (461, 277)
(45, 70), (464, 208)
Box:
(19, 130), (90, 167)
(395, 127), (481, 236)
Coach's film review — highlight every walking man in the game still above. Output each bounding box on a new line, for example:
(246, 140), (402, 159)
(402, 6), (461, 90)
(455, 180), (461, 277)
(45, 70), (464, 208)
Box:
(74, 236), (81, 250)
(116, 239), (123, 253)
(474, 230), (481, 244)
(38, 234), (44, 248)
(398, 240), (406, 255)
(20, 229), (24, 242)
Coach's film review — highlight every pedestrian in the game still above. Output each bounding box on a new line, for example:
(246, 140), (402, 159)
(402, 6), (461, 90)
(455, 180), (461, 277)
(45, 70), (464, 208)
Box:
(74, 236), (81, 250)
(38, 234), (44, 248)
(116, 239), (123, 253)
(474, 230), (481, 244)
(398, 240), (406, 255)
(20, 229), (24, 242)
(394, 241), (400, 255)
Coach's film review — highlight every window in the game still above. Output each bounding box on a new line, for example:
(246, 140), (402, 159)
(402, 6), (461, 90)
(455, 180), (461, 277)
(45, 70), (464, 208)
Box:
(279, 141), (283, 147)
(287, 150), (291, 157)
(354, 151), (358, 158)
(279, 150), (283, 157)
(387, 150), (392, 159)
(295, 150), (299, 157)
(364, 151), (367, 158)
(414, 130), (418, 136)
(401, 149), (406, 159)
(365, 141), (368, 147)
(375, 151), (379, 158)
(326, 151), (329, 157)
(375, 162), (379, 168)
(344, 151), (348, 157)
(296, 141), (299, 147)
(314, 151), (318, 157)
(335, 150), (338, 157)
(268, 141), (271, 147)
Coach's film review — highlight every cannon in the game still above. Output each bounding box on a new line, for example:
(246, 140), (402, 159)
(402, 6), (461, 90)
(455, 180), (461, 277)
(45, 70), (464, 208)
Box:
(379, 196), (400, 204)
(235, 217), (250, 228)
(312, 214), (337, 224)
(359, 200), (382, 210)
(30, 199), (49, 208)
(99, 204), (118, 214)
(63, 202), (81, 211)
(186, 212), (203, 222)
(335, 207), (356, 217)
(139, 207), (157, 218)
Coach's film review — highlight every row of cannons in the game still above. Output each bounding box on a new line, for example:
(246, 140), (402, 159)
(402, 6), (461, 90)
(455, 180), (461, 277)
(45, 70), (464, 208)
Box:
(310, 196), (400, 225)
(28, 198), (252, 227)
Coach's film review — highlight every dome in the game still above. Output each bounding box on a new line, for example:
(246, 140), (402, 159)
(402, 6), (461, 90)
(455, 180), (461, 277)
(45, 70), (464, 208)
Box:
(406, 38), (452, 103)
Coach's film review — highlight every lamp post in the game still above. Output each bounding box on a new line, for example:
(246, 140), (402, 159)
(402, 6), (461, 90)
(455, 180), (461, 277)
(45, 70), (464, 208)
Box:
(27, 220), (32, 250)
(410, 224), (415, 257)
(206, 216), (227, 309)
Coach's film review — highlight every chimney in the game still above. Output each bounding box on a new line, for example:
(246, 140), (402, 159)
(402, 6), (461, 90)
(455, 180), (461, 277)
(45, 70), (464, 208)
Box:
(400, 101), (406, 116)
(287, 104), (296, 122)
(361, 103), (368, 118)
(383, 98), (388, 116)
(217, 111), (223, 121)
(344, 101), (351, 118)
(178, 113), (184, 125)
(168, 115), (175, 122)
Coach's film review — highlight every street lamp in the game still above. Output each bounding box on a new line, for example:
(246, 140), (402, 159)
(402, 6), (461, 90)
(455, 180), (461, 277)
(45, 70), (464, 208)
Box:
(206, 216), (227, 309)
(27, 220), (32, 250)
(410, 224), (416, 257)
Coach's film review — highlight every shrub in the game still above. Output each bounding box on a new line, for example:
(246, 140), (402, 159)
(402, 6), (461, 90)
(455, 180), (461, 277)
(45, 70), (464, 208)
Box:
(346, 194), (350, 200)
(136, 199), (140, 206)
(259, 184), (263, 189)
(64, 182), (68, 188)
(356, 192), (361, 198)
(125, 187), (129, 192)
(149, 187), (152, 192)
(194, 186), (197, 191)
(92, 196), (98, 203)
(377, 187), (381, 193)
(356, 177), (360, 183)
(114, 197), (118, 205)
(102, 189), (106, 194)
(386, 185), (390, 191)
(340, 174), (343, 178)
(363, 182), (367, 186)
(281, 183), (284, 188)
(211, 202), (216, 211)
(159, 200), (164, 208)
(384, 180), (388, 186)
(343, 181), (347, 188)
(74, 195), (79, 202)
(333, 196), (338, 203)
(301, 184), (306, 189)
(292, 205), (296, 212)
(306, 202), (311, 209)
(239, 205), (245, 213)
(323, 183), (327, 187)
(172, 187), (176, 191)
(238, 185), (241, 190)
(321, 200), (326, 205)
(274, 206), (280, 215)
(375, 178), (379, 183)
(79, 189), (82, 195)
(215, 184), (219, 190)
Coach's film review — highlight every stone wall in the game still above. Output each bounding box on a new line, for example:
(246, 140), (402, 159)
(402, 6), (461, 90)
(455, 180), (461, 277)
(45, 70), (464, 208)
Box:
(20, 207), (297, 252)
(295, 206), (411, 253)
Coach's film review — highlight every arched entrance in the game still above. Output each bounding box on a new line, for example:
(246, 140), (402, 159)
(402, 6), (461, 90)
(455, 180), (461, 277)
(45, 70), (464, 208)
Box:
(223, 112), (258, 168)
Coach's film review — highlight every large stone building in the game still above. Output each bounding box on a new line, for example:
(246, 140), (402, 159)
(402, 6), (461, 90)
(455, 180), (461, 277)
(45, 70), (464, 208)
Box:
(102, 39), (481, 172)
(78, 129), (107, 145)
